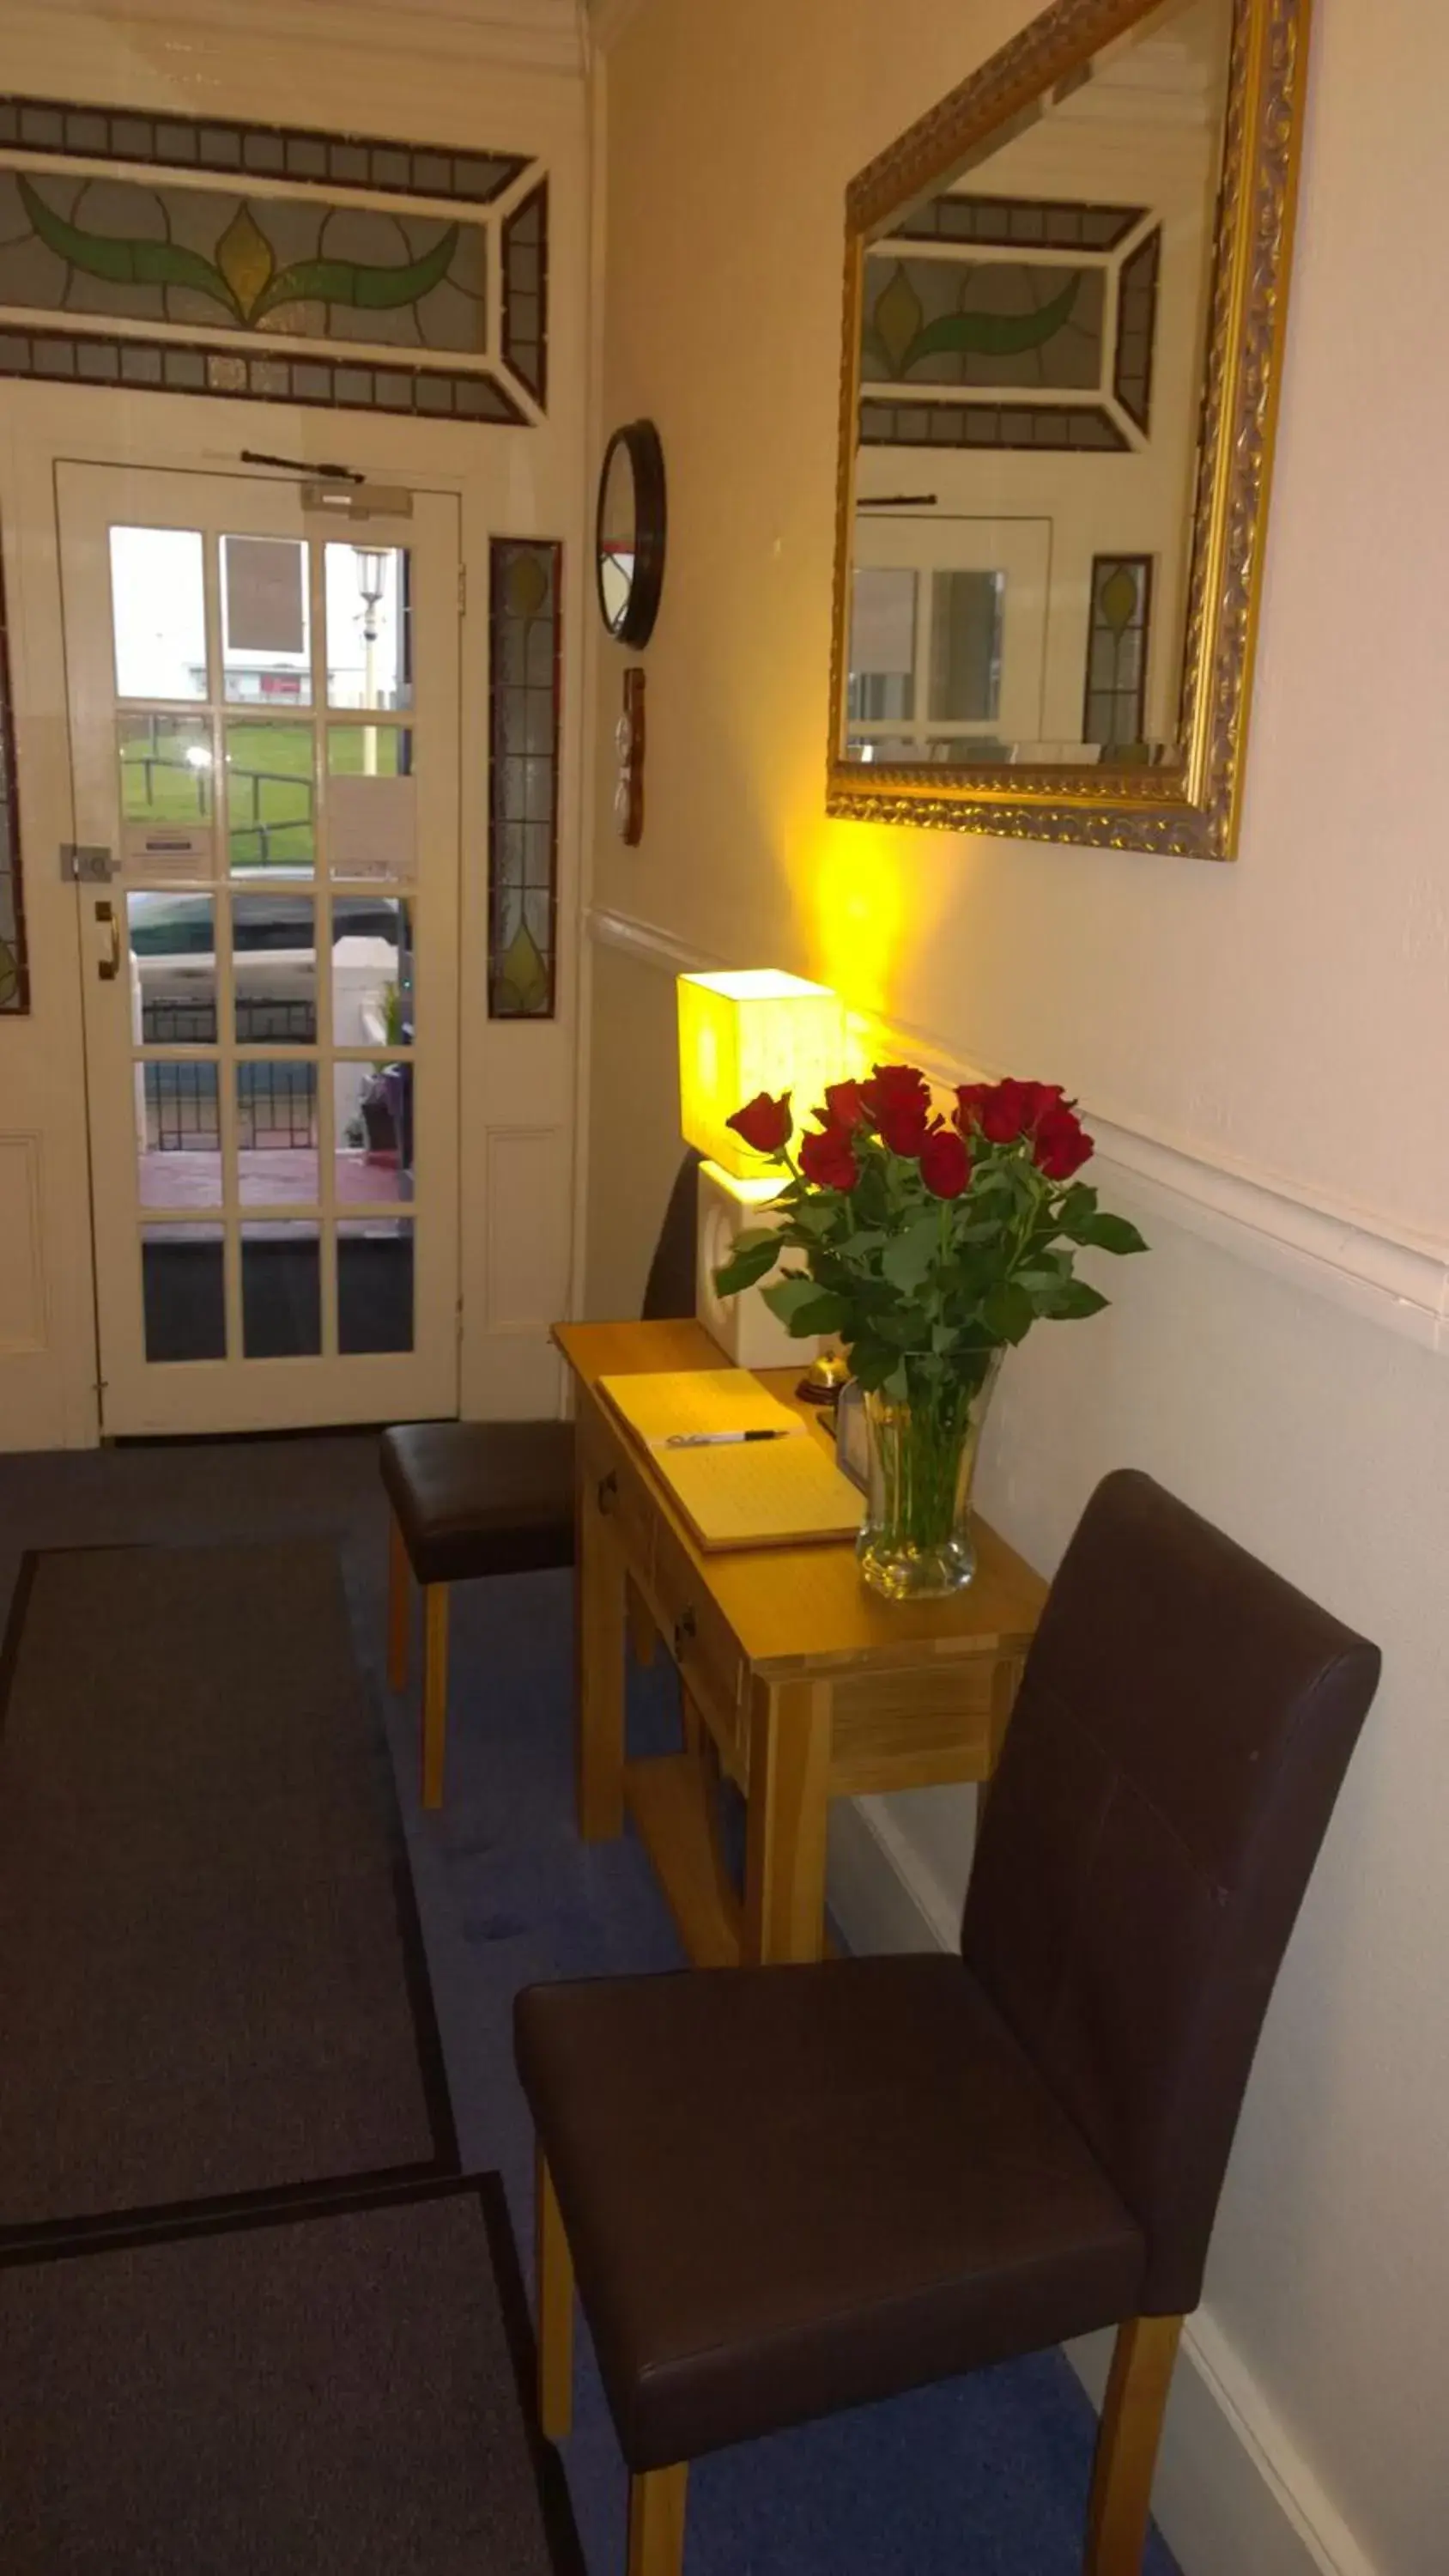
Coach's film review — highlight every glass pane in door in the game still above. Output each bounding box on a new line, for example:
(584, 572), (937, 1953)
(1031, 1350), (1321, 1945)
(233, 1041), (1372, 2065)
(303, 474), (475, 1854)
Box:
(142, 1224), (227, 1361)
(325, 543), (412, 709)
(111, 527), (208, 701)
(226, 720), (316, 875)
(238, 1060), (318, 1205)
(139, 1060), (221, 1208)
(331, 896), (413, 1043)
(241, 1221), (321, 1357)
(335, 1059), (411, 1204)
(338, 1217), (414, 1353)
(221, 535), (312, 706)
(128, 892), (217, 1044)
(232, 894), (316, 1043)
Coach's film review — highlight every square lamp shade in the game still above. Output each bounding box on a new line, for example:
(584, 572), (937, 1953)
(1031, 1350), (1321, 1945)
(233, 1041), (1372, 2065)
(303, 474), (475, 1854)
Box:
(676, 969), (846, 1180)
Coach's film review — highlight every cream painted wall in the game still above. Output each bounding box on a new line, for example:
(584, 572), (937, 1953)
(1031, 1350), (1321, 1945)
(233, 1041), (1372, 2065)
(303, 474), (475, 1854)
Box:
(585, 3), (1449, 2571)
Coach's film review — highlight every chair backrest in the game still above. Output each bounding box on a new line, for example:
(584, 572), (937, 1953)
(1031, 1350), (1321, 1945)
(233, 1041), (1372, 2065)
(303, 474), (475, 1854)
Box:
(640, 1151), (701, 1322)
(961, 1468), (1379, 2315)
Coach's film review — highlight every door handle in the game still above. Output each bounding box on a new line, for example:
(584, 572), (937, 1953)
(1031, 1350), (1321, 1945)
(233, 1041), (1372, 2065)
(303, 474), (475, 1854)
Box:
(95, 899), (121, 981)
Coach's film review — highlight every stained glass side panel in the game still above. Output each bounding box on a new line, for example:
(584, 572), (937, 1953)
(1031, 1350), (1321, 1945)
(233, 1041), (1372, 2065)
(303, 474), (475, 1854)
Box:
(488, 541), (561, 1020)
(0, 538), (28, 1013)
(1082, 556), (1153, 753)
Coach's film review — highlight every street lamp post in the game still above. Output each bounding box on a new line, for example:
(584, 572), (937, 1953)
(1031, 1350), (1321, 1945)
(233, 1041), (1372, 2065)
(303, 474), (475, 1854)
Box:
(353, 547), (387, 777)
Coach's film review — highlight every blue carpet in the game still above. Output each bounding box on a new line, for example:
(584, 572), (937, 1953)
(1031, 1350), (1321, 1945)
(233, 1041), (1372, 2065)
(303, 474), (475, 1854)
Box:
(0, 1435), (1180, 2576)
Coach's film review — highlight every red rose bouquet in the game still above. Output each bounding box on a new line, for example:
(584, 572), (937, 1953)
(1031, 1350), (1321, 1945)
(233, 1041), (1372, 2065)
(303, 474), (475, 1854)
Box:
(714, 1065), (1145, 1596)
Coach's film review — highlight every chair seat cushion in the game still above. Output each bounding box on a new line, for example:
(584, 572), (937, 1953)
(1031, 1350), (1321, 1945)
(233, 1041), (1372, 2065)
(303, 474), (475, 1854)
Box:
(515, 1953), (1145, 2470)
(381, 1420), (575, 1587)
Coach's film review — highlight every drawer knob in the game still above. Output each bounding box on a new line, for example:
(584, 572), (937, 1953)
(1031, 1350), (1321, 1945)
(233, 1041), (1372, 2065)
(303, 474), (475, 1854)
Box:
(597, 1471), (619, 1515)
(672, 1605), (697, 1662)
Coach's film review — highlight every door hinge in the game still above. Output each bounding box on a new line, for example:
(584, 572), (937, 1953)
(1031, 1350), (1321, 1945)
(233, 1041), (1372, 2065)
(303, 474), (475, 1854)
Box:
(458, 564), (466, 617)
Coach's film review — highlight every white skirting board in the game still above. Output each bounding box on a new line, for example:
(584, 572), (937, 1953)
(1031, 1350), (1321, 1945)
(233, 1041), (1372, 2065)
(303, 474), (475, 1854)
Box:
(825, 1797), (1381, 2576)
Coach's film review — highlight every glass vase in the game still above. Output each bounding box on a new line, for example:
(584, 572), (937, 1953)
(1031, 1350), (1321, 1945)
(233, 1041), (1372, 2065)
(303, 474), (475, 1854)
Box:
(857, 1352), (1003, 1601)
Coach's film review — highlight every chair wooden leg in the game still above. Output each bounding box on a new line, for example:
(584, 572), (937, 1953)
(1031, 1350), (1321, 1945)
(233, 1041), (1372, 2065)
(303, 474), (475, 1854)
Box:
(627, 2464), (688, 2576)
(386, 1515), (411, 1692)
(1085, 2314), (1183, 2576)
(537, 2150), (574, 2442)
(421, 1583), (450, 1810)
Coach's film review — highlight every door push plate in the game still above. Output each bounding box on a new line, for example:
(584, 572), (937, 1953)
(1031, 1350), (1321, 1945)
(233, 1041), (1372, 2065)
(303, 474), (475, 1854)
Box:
(61, 843), (116, 884)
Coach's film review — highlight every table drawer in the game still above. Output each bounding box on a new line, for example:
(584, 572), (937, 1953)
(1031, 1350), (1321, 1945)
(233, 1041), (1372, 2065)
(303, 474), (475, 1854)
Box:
(828, 1654), (1002, 1795)
(652, 1516), (749, 1783)
(578, 1399), (658, 1579)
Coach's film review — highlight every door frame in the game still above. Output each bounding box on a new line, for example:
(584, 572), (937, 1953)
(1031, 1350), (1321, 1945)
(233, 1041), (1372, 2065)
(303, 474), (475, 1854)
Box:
(59, 459), (463, 1437)
(0, 378), (585, 1446)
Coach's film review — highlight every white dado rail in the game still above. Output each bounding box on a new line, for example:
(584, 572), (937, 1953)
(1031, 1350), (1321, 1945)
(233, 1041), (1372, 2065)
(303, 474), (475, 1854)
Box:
(587, 904), (1449, 1358)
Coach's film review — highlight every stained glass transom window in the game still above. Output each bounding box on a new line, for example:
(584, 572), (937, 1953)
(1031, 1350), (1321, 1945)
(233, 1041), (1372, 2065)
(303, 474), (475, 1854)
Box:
(860, 195), (1161, 453)
(0, 538), (27, 1014)
(0, 94), (548, 426)
(488, 542), (561, 1021)
(1082, 556), (1153, 751)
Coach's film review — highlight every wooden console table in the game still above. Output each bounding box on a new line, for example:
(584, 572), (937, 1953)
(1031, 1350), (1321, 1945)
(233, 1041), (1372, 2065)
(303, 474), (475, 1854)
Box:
(555, 1318), (1046, 1968)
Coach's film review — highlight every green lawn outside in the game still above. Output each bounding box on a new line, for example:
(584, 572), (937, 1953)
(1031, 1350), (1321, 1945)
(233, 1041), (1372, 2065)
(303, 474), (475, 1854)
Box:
(120, 719), (405, 868)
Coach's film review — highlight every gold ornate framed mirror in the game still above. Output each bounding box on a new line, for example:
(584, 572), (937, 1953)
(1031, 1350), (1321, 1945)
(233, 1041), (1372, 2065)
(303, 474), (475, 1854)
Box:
(826, 0), (1307, 859)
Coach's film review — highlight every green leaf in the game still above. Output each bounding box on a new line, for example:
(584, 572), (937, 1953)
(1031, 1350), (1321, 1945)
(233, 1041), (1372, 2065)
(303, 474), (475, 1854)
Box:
(18, 173), (243, 319)
(252, 224), (462, 321)
(899, 273), (1082, 374)
(759, 1272), (825, 1327)
(880, 1212), (940, 1297)
(786, 1291), (852, 1338)
(1077, 1212), (1148, 1256)
(1044, 1279), (1110, 1321)
(981, 1281), (1037, 1344)
(712, 1236), (780, 1298)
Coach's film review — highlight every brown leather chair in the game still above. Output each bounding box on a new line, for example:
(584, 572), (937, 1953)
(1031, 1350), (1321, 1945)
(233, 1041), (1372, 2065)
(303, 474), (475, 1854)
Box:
(384, 1151), (700, 1807)
(516, 1468), (1379, 2576)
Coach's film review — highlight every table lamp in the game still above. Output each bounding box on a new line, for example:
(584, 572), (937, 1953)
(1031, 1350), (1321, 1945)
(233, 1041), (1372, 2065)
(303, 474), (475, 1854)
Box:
(677, 969), (846, 1370)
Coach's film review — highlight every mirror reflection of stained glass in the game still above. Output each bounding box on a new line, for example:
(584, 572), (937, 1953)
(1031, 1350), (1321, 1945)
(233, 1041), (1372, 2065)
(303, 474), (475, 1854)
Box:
(845, 0), (1232, 774)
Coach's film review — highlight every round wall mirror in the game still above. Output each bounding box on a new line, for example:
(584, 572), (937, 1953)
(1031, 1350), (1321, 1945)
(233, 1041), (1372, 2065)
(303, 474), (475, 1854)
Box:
(595, 420), (666, 647)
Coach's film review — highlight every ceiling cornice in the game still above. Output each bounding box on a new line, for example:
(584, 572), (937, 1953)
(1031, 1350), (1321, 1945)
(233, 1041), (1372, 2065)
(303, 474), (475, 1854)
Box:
(27, 0), (588, 80)
(586, 0), (651, 55)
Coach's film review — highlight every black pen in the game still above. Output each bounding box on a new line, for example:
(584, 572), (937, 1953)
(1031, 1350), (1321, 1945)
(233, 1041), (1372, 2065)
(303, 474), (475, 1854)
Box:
(664, 1429), (791, 1449)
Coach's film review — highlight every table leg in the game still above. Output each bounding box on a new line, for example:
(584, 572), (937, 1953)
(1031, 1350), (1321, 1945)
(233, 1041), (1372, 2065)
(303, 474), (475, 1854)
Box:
(576, 1469), (627, 1840)
(743, 1676), (832, 1964)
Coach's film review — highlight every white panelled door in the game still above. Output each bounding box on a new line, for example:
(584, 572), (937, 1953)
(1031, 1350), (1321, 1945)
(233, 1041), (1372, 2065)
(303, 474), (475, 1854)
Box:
(58, 462), (460, 1435)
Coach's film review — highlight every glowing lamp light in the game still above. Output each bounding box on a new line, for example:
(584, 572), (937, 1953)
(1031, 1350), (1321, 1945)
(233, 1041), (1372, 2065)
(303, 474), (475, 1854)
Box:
(676, 969), (846, 1182)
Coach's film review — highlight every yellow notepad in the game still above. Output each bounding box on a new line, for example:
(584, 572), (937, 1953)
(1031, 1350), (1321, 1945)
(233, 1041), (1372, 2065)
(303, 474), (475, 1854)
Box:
(598, 1370), (865, 1552)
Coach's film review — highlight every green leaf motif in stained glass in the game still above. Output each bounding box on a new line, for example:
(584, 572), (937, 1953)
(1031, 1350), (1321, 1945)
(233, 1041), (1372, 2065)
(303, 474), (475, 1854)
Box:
(495, 917), (549, 1017)
(17, 173), (464, 331)
(872, 265), (925, 376)
(1097, 562), (1140, 635)
(0, 938), (18, 1011)
(505, 550), (550, 622)
(864, 262), (1084, 380)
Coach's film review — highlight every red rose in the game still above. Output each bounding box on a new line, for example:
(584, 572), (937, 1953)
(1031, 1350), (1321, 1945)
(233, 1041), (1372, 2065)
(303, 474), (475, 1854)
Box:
(876, 1093), (934, 1157)
(1034, 1103), (1094, 1180)
(956, 1078), (1067, 1144)
(861, 1062), (930, 1124)
(799, 1121), (859, 1191)
(725, 1089), (792, 1156)
(919, 1127), (972, 1200)
(822, 1078), (870, 1131)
